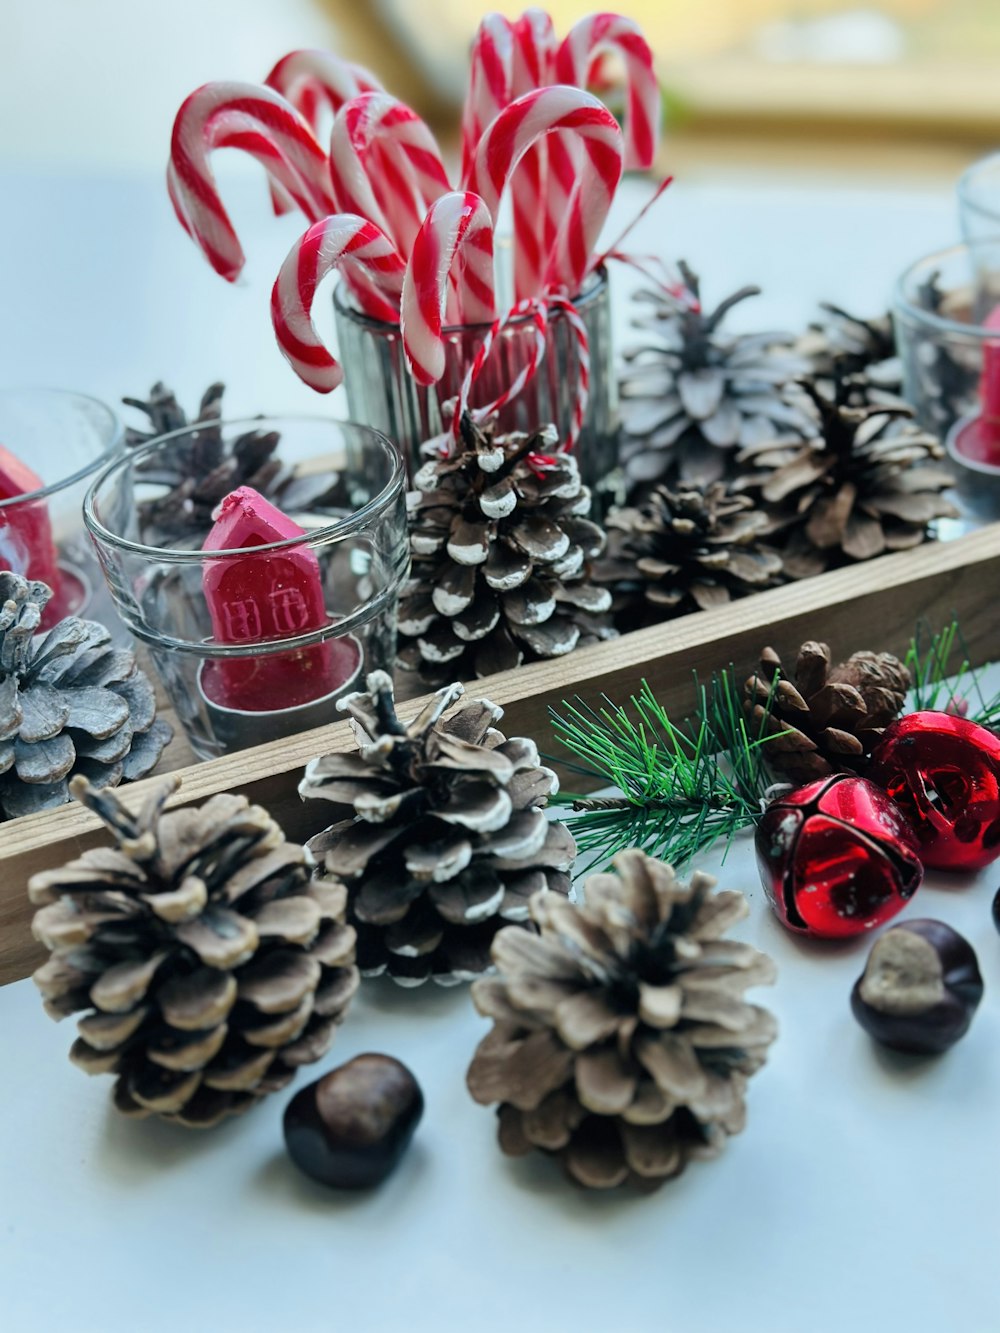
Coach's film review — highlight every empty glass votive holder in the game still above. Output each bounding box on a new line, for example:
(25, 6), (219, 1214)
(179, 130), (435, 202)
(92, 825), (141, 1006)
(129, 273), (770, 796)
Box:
(893, 240), (1000, 525)
(0, 389), (124, 629)
(958, 153), (1000, 246)
(85, 417), (409, 760)
(333, 266), (620, 510)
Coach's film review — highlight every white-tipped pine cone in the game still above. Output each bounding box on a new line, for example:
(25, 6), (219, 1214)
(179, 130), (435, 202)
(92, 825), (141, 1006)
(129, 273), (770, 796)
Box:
(301, 671), (575, 987)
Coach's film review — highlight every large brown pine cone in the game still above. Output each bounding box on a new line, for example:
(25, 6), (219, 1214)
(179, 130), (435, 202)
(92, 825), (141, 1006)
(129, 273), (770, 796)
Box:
(30, 778), (359, 1126)
(0, 573), (171, 820)
(744, 640), (911, 783)
(467, 850), (777, 1190)
(619, 262), (813, 492)
(397, 414), (612, 684)
(735, 380), (956, 578)
(301, 671), (575, 987)
(594, 482), (784, 631)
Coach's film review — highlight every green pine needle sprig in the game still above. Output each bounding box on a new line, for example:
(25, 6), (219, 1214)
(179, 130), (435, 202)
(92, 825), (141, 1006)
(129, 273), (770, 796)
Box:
(549, 671), (784, 873)
(905, 620), (1000, 729)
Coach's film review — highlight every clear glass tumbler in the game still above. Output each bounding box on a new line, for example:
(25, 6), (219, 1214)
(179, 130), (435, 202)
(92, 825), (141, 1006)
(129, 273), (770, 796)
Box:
(893, 241), (1000, 526)
(0, 389), (124, 629)
(85, 418), (409, 760)
(333, 265), (620, 509)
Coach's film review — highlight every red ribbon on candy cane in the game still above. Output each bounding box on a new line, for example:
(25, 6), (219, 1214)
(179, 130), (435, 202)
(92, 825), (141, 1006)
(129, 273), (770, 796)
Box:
(446, 292), (590, 457)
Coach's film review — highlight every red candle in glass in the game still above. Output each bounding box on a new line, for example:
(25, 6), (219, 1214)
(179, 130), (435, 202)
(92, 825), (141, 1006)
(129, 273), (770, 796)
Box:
(201, 486), (359, 713)
(0, 445), (68, 626)
(950, 303), (1000, 466)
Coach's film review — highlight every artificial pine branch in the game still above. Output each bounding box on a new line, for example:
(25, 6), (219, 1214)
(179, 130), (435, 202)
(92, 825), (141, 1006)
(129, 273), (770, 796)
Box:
(549, 673), (782, 871)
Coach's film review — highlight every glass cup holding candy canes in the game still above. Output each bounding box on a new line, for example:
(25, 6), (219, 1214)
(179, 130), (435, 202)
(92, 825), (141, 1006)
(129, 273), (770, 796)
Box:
(0, 389), (124, 629)
(84, 417), (408, 760)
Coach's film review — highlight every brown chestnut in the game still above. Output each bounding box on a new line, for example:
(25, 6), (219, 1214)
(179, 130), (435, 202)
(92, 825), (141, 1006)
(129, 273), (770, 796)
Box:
(851, 919), (983, 1055)
(993, 887), (1000, 935)
(283, 1053), (424, 1189)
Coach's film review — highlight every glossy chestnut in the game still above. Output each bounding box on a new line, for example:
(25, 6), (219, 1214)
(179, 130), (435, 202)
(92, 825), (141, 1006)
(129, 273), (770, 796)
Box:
(850, 919), (983, 1054)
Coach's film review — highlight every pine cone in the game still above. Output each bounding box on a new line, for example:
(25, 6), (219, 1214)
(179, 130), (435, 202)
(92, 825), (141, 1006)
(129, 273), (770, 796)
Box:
(30, 777), (359, 1127)
(397, 414), (613, 685)
(619, 262), (813, 492)
(123, 381), (349, 546)
(744, 640), (911, 783)
(0, 573), (172, 819)
(301, 671), (575, 987)
(796, 303), (905, 409)
(467, 850), (778, 1190)
(736, 379), (957, 578)
(594, 483), (784, 631)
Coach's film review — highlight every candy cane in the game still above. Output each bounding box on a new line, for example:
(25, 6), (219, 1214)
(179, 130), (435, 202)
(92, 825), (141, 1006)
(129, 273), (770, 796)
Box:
(555, 13), (660, 171)
(401, 192), (496, 386)
(168, 82), (335, 281)
(461, 14), (515, 184)
(509, 10), (558, 302)
(263, 49), (383, 215)
(468, 86), (623, 299)
(271, 215), (405, 393)
(329, 92), (451, 256)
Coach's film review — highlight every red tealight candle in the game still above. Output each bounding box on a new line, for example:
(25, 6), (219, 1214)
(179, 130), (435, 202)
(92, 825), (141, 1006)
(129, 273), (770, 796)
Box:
(0, 444), (74, 628)
(201, 486), (360, 713)
(949, 303), (1000, 467)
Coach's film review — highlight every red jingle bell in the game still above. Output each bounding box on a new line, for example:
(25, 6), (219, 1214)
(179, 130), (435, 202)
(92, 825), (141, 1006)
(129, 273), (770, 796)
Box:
(755, 774), (923, 938)
(868, 712), (1000, 872)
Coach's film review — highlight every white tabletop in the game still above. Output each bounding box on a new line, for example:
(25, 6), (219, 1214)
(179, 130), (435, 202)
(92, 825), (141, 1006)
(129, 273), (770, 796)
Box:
(2, 168), (996, 1333)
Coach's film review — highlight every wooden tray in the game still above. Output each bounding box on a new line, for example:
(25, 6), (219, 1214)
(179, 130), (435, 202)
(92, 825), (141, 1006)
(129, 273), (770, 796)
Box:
(3, 521), (999, 987)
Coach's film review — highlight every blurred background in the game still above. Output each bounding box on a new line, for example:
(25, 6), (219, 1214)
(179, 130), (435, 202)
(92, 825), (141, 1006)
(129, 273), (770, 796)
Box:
(2, 0), (998, 176)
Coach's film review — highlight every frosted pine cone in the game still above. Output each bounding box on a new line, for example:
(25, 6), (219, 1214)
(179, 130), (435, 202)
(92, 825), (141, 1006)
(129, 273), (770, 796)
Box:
(30, 778), (359, 1126)
(397, 413), (612, 684)
(619, 263), (813, 491)
(301, 671), (575, 986)
(0, 573), (171, 819)
(468, 850), (778, 1189)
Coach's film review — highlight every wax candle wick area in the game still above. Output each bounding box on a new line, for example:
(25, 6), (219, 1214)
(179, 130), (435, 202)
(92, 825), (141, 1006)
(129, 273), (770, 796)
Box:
(201, 486), (357, 713)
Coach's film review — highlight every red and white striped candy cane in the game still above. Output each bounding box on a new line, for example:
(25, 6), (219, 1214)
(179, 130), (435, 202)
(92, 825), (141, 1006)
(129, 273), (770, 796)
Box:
(271, 214), (405, 393)
(330, 92), (451, 256)
(263, 49), (383, 215)
(168, 82), (334, 282)
(401, 192), (496, 386)
(509, 10), (558, 303)
(467, 86), (623, 300)
(461, 14), (515, 185)
(555, 13), (661, 171)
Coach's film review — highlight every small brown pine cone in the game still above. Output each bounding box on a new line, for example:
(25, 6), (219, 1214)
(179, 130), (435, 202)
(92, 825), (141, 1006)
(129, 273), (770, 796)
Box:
(795, 303), (905, 410)
(745, 640), (911, 783)
(467, 850), (777, 1190)
(593, 482), (784, 631)
(396, 413), (613, 685)
(301, 671), (575, 987)
(30, 778), (359, 1127)
(735, 379), (956, 578)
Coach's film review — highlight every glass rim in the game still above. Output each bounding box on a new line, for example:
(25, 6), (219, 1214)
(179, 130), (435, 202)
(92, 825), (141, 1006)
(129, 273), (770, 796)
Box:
(119, 580), (399, 659)
(957, 151), (1000, 221)
(83, 415), (406, 562)
(333, 262), (609, 334)
(0, 388), (124, 511)
(893, 239), (1000, 340)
